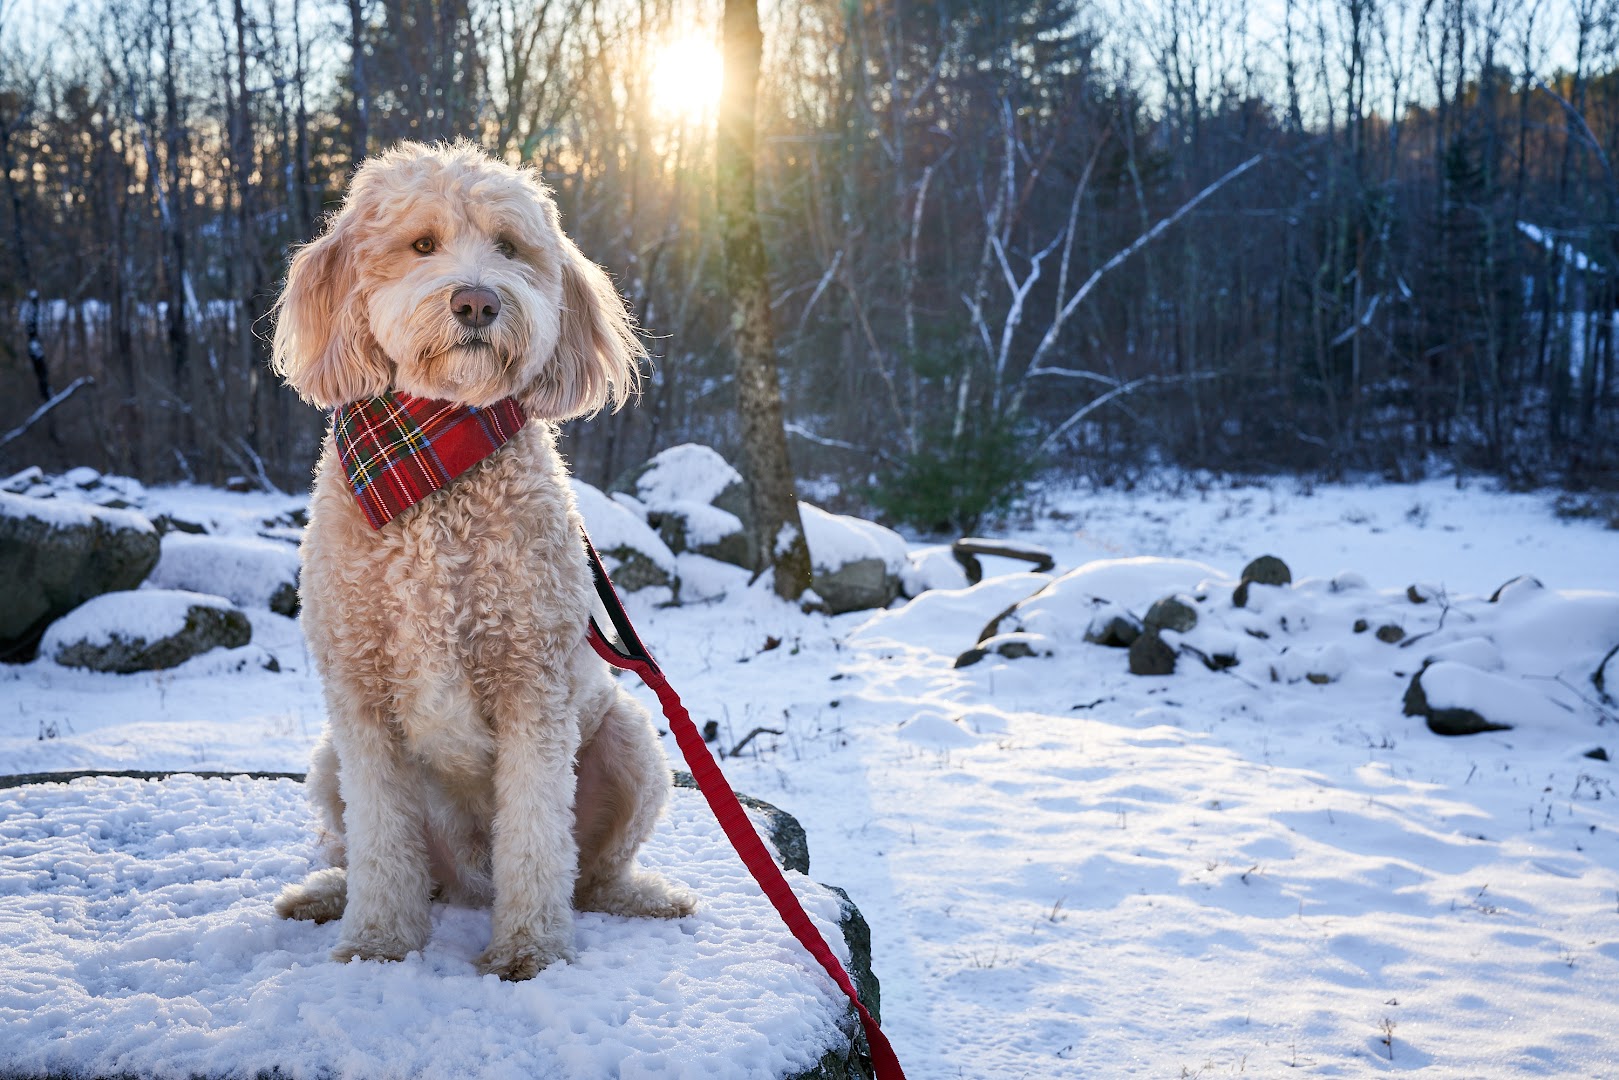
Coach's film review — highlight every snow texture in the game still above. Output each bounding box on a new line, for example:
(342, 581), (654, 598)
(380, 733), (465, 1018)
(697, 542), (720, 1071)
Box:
(39, 589), (237, 655)
(571, 480), (677, 576)
(632, 444), (744, 509)
(7, 471), (1619, 1077)
(798, 503), (905, 574)
(0, 488), (155, 534)
(148, 533), (301, 611)
(0, 775), (851, 1080)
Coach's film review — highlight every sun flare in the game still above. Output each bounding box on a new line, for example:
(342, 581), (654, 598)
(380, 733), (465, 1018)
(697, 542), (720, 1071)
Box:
(650, 35), (724, 122)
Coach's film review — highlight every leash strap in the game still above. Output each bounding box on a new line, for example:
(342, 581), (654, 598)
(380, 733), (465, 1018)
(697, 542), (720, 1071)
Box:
(580, 534), (907, 1080)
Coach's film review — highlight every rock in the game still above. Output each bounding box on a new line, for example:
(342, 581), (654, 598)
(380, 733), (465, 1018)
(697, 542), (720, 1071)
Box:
(1144, 595), (1198, 634)
(42, 590), (252, 673)
(152, 513), (209, 536)
(1240, 555), (1292, 587)
(800, 504), (904, 614)
(1489, 574), (1544, 603)
(570, 480), (679, 596)
(1353, 618), (1370, 633)
(1375, 623), (1406, 644)
(812, 556), (897, 615)
(1330, 571), (1368, 592)
(1129, 629), (1177, 676)
(619, 444), (757, 569)
(1085, 610), (1142, 648)
(670, 769), (884, 1054)
(1407, 583), (1439, 604)
(1586, 747), (1610, 762)
(147, 533), (302, 616)
(960, 632), (1051, 665)
(0, 493), (161, 661)
(1, 466), (44, 493)
(900, 546), (970, 597)
(1402, 663), (1514, 736)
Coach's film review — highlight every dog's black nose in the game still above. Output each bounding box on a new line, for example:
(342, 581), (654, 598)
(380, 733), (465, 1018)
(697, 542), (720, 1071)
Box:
(450, 286), (501, 329)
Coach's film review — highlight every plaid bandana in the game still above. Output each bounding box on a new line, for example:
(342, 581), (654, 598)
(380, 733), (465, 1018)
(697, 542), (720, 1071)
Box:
(332, 391), (527, 529)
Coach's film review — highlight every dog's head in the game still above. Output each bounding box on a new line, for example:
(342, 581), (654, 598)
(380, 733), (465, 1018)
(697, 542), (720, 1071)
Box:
(272, 140), (642, 417)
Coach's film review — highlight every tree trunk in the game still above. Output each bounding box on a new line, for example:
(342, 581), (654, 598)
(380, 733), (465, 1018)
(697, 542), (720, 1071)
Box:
(347, 0), (369, 167)
(717, 0), (812, 601)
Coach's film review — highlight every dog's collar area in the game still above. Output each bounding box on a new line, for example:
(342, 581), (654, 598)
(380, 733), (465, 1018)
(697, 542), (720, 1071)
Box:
(332, 390), (527, 529)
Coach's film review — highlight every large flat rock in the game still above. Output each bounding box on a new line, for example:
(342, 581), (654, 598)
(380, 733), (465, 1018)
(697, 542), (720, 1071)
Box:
(0, 773), (876, 1080)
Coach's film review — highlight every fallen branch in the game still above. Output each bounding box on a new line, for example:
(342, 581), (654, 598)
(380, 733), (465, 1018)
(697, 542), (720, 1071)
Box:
(1037, 372), (1218, 456)
(726, 726), (785, 758)
(0, 375), (94, 450)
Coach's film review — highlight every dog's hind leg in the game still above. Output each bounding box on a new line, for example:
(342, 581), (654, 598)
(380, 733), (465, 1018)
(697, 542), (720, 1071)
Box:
(276, 731), (352, 923)
(573, 688), (698, 920)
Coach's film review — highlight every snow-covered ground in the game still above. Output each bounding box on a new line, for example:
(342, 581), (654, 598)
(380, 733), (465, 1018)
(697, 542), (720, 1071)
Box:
(4, 472), (1619, 1077)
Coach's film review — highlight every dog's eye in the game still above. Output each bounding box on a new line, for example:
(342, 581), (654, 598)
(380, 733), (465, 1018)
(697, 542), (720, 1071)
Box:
(412, 237), (436, 255)
(495, 237), (517, 259)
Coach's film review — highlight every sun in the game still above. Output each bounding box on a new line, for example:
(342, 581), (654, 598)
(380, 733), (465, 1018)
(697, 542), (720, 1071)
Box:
(650, 35), (725, 122)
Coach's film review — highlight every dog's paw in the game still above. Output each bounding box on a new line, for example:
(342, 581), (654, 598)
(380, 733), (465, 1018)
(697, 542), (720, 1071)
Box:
(274, 867), (348, 924)
(330, 916), (425, 964)
(578, 871), (698, 919)
(476, 932), (575, 982)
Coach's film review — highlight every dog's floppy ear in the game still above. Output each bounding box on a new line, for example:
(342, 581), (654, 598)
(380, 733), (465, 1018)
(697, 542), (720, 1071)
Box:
(525, 239), (645, 420)
(271, 218), (392, 409)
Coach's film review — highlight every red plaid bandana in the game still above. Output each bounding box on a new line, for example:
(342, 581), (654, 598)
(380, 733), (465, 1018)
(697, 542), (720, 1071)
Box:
(332, 391), (527, 529)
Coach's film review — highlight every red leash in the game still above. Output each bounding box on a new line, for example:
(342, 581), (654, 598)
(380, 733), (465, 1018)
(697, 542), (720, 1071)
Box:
(581, 535), (907, 1080)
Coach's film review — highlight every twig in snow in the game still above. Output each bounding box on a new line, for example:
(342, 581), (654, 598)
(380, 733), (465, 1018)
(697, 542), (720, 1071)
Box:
(726, 726), (785, 758)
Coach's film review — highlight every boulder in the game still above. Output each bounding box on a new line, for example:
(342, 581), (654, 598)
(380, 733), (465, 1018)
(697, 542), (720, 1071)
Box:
(619, 444), (757, 569)
(0, 492), (161, 660)
(571, 480), (679, 596)
(1489, 575), (1544, 603)
(1084, 607), (1142, 648)
(1240, 555), (1292, 587)
(42, 589), (252, 673)
(1129, 629), (1177, 676)
(147, 533), (302, 616)
(1144, 595), (1198, 634)
(1402, 661), (1517, 736)
(1233, 555), (1292, 608)
(800, 503), (905, 614)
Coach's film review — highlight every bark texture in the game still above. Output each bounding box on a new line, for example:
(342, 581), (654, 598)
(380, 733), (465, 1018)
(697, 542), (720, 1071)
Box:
(717, 0), (813, 601)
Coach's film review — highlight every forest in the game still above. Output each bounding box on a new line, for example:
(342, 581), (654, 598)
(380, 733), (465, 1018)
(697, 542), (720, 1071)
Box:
(0, 0), (1615, 531)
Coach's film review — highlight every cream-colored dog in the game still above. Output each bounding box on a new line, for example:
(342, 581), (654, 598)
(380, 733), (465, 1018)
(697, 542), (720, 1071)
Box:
(270, 140), (695, 980)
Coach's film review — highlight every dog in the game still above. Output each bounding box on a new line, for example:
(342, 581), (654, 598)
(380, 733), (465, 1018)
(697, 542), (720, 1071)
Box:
(269, 140), (696, 981)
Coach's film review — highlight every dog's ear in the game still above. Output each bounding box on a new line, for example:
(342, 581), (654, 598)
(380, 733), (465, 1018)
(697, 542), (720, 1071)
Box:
(525, 239), (644, 420)
(271, 219), (392, 409)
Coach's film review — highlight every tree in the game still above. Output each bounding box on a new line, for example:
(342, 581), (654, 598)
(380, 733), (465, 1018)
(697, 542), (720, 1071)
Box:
(717, 0), (812, 601)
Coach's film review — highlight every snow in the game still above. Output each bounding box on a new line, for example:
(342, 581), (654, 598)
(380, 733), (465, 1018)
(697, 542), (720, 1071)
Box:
(897, 545), (970, 597)
(148, 533), (300, 611)
(798, 502), (905, 574)
(632, 443), (744, 509)
(570, 480), (677, 579)
(0, 775), (852, 1080)
(6, 470), (1619, 1076)
(0, 489), (155, 534)
(39, 590), (237, 655)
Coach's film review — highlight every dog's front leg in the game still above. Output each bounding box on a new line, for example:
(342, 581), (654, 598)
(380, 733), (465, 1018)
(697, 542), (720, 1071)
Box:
(478, 689), (582, 981)
(329, 701), (433, 964)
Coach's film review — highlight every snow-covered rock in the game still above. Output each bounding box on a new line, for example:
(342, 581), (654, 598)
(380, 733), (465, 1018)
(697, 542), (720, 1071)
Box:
(0, 492), (161, 658)
(571, 480), (678, 597)
(42, 589), (251, 673)
(147, 533), (302, 616)
(799, 503), (904, 614)
(621, 444), (757, 569)
(0, 774), (870, 1080)
(900, 545), (971, 597)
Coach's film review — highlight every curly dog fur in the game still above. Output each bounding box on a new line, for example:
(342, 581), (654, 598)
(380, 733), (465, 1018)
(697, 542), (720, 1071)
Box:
(270, 140), (695, 980)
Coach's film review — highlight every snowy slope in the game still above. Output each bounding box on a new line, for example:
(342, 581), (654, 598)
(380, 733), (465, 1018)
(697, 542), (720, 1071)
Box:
(3, 472), (1619, 1077)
